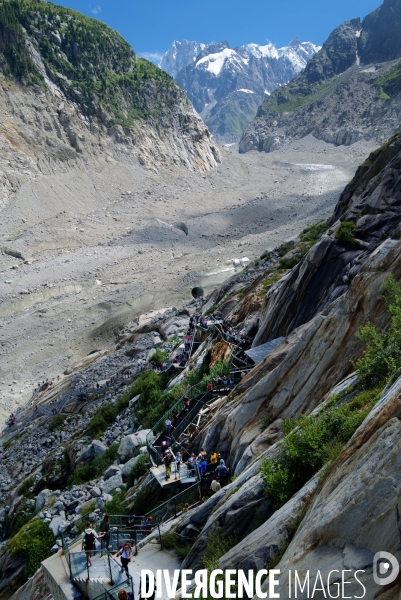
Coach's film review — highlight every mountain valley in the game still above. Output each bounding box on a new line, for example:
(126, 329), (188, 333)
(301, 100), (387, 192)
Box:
(1, 1), (401, 600)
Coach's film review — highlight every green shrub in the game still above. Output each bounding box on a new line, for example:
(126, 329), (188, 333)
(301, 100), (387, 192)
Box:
(87, 402), (119, 437)
(17, 476), (35, 498)
(299, 220), (327, 244)
(126, 455), (148, 487)
(279, 256), (300, 269)
(103, 490), (129, 515)
(161, 531), (192, 560)
(68, 443), (119, 486)
(8, 519), (55, 579)
(148, 349), (169, 364)
(205, 304), (218, 316)
(198, 528), (240, 598)
(49, 414), (66, 431)
(261, 399), (377, 508)
(260, 251), (272, 261)
(355, 275), (401, 387)
(335, 221), (356, 243)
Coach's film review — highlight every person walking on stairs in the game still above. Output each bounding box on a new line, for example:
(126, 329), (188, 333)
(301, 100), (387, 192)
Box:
(82, 521), (105, 567)
(163, 450), (172, 480)
(113, 541), (132, 577)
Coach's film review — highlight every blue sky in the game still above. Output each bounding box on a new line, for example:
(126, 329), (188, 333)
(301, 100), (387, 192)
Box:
(60, 0), (381, 62)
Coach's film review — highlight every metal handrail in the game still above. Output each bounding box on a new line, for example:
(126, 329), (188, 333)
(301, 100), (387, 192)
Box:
(146, 381), (213, 466)
(144, 483), (201, 523)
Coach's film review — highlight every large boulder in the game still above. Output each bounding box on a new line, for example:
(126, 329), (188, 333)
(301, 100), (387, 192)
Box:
(80, 440), (107, 461)
(49, 515), (68, 537)
(98, 474), (123, 494)
(103, 465), (121, 480)
(121, 455), (142, 477)
(36, 489), (51, 512)
(118, 430), (152, 457)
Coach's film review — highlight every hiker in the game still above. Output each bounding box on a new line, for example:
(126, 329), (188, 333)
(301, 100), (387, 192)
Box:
(183, 396), (190, 412)
(215, 459), (230, 484)
(165, 417), (172, 437)
(207, 382), (213, 392)
(161, 439), (168, 456)
(118, 589), (134, 600)
(127, 514), (136, 527)
(141, 516), (153, 536)
(229, 377), (234, 388)
(163, 450), (173, 480)
(172, 407), (179, 425)
(199, 458), (208, 477)
(187, 453), (196, 475)
(113, 541), (132, 577)
(182, 502), (190, 513)
(99, 513), (110, 550)
(175, 451), (182, 474)
(82, 522), (105, 566)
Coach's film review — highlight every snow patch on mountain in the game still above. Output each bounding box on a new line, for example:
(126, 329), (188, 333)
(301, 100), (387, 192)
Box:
(160, 36), (320, 141)
(196, 48), (247, 75)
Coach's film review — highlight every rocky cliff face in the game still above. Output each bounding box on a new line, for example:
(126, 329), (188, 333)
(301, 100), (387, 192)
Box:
(162, 38), (319, 142)
(240, 0), (401, 153)
(197, 135), (401, 474)
(139, 137), (401, 592)
(0, 0), (220, 197)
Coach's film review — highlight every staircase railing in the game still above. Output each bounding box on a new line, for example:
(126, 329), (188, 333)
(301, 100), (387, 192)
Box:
(146, 380), (213, 466)
(145, 482), (201, 523)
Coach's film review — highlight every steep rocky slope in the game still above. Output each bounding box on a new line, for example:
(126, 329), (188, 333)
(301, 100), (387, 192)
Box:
(152, 135), (401, 597)
(200, 134), (401, 473)
(0, 0), (220, 193)
(162, 38), (319, 143)
(240, 0), (401, 153)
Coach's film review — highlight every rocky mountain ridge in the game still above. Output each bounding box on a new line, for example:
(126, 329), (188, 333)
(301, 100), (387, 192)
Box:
(161, 37), (319, 142)
(240, 0), (401, 153)
(0, 0), (220, 187)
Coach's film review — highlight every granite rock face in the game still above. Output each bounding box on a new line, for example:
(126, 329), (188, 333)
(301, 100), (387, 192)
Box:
(257, 374), (401, 600)
(197, 136), (401, 473)
(239, 0), (401, 153)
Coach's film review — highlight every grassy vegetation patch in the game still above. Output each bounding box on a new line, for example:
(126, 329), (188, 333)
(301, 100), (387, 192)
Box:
(335, 221), (356, 244)
(299, 220), (327, 245)
(161, 531), (192, 561)
(374, 60), (401, 99)
(279, 256), (301, 270)
(126, 454), (148, 487)
(17, 476), (35, 498)
(8, 518), (55, 579)
(87, 402), (119, 438)
(68, 443), (119, 486)
(261, 393), (378, 508)
(355, 275), (401, 388)
(49, 414), (66, 431)
(148, 349), (169, 364)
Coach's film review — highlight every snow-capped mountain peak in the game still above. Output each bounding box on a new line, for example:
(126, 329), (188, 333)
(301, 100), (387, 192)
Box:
(160, 37), (320, 142)
(196, 48), (248, 76)
(160, 39), (206, 78)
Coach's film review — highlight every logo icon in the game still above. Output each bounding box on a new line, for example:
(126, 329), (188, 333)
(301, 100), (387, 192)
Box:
(373, 551), (399, 586)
